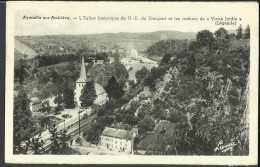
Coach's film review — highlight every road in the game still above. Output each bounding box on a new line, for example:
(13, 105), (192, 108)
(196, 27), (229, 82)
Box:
(120, 49), (158, 80)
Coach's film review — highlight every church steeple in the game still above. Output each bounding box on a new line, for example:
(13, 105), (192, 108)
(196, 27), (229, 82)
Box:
(76, 56), (87, 82)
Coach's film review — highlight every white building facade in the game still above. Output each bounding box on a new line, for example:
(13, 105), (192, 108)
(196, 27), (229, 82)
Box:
(100, 127), (137, 152)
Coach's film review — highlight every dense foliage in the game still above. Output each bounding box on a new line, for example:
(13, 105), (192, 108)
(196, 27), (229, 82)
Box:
(36, 54), (79, 67)
(146, 39), (188, 57)
(80, 80), (97, 107)
(13, 26), (250, 155)
(136, 26), (250, 155)
(62, 79), (75, 108)
(48, 124), (70, 154)
(13, 88), (36, 153)
(135, 67), (149, 84)
(105, 76), (125, 100)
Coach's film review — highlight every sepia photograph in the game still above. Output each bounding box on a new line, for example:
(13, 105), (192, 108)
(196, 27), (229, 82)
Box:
(5, 1), (258, 165)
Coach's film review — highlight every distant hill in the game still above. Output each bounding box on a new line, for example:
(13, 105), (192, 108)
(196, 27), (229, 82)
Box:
(14, 39), (38, 59)
(14, 31), (196, 56)
(90, 30), (196, 40)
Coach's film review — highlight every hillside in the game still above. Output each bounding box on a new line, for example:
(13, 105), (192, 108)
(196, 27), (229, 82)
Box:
(145, 39), (189, 58)
(14, 39), (38, 59)
(14, 30), (196, 56)
(81, 28), (250, 155)
(13, 27), (250, 156)
(95, 30), (196, 40)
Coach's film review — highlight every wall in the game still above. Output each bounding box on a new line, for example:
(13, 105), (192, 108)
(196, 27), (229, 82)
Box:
(75, 82), (86, 107)
(100, 135), (132, 152)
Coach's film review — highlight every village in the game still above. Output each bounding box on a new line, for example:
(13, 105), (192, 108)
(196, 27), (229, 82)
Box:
(12, 23), (251, 157)
(21, 47), (159, 155)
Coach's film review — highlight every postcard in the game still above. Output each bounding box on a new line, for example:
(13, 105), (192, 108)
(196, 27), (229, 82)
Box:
(5, 1), (258, 165)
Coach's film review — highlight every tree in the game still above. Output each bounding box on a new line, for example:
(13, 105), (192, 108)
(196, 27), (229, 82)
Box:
(63, 80), (75, 108)
(97, 107), (106, 117)
(138, 116), (155, 135)
(83, 122), (103, 144)
(54, 94), (63, 106)
(13, 88), (36, 153)
(214, 27), (228, 39)
(24, 133), (45, 154)
(244, 25), (250, 39)
(105, 76), (124, 100)
(145, 66), (170, 91)
(80, 80), (96, 107)
(135, 67), (149, 83)
(161, 54), (172, 64)
(48, 124), (68, 154)
(236, 24), (243, 39)
(196, 30), (215, 47)
(14, 59), (29, 84)
(50, 69), (62, 84)
(125, 114), (138, 125)
(54, 94), (64, 113)
(188, 41), (199, 51)
(172, 115), (190, 155)
(185, 54), (197, 75)
(227, 33), (236, 39)
(113, 60), (129, 85)
(153, 98), (167, 120)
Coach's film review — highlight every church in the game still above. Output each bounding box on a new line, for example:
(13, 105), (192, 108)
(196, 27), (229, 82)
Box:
(74, 56), (108, 107)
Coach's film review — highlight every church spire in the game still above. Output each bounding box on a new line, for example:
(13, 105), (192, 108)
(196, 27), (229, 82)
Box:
(77, 55), (87, 82)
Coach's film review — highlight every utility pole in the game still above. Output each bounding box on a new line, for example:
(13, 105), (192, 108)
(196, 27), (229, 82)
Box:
(78, 109), (84, 136)
(78, 111), (81, 136)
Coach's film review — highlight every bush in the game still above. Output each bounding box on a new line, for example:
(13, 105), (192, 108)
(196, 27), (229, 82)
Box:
(138, 117), (155, 135)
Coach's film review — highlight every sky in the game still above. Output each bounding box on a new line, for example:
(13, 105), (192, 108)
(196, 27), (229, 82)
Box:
(12, 2), (256, 36)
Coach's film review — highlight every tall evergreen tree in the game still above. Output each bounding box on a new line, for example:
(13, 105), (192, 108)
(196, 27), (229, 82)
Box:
(105, 76), (124, 100)
(244, 25), (250, 39)
(62, 80), (75, 108)
(236, 24), (243, 39)
(13, 88), (36, 153)
(48, 124), (68, 154)
(80, 80), (97, 107)
(185, 54), (197, 75)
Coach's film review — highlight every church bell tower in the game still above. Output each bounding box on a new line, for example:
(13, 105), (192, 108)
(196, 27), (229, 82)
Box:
(75, 56), (87, 107)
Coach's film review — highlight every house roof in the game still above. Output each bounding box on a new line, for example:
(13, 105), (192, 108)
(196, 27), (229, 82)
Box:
(101, 127), (136, 140)
(30, 97), (41, 104)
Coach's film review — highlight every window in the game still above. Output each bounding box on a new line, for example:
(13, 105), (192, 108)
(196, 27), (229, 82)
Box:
(115, 141), (117, 144)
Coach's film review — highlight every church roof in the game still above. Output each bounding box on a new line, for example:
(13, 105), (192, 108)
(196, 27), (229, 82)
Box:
(94, 83), (106, 96)
(101, 127), (136, 140)
(76, 56), (87, 83)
